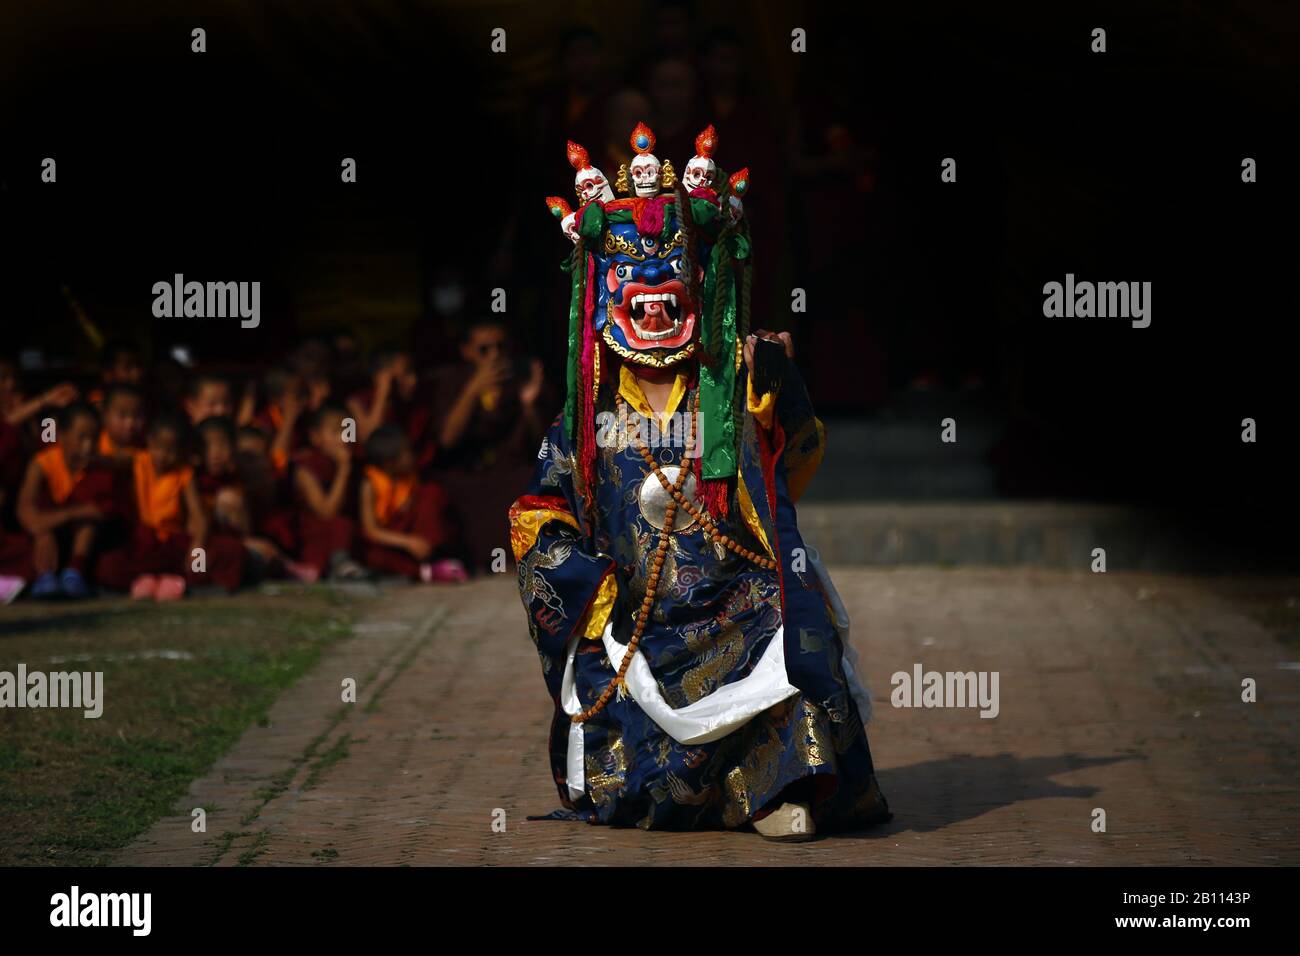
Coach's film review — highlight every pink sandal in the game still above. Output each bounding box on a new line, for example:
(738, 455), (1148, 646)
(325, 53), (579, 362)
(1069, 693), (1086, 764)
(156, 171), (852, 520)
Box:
(130, 574), (159, 600)
(284, 560), (320, 584)
(154, 574), (187, 602)
(420, 558), (469, 584)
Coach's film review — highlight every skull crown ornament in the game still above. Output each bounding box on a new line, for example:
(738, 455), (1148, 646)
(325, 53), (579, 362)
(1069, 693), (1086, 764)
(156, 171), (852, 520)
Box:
(544, 121), (750, 371)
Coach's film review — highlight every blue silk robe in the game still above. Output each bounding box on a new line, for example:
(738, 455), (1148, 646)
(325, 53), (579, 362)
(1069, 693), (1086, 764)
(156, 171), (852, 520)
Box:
(510, 361), (890, 831)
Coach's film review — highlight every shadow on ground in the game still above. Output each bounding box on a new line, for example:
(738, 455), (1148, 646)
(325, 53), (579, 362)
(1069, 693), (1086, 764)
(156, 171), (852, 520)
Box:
(832, 752), (1139, 839)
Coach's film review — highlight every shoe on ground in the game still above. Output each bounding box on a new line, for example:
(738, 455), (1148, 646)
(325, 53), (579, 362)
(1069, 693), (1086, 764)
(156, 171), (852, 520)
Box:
(284, 560), (320, 584)
(329, 558), (369, 581)
(752, 802), (816, 843)
(130, 574), (160, 600)
(31, 571), (61, 599)
(59, 568), (92, 599)
(0, 575), (26, 605)
(421, 558), (469, 584)
(154, 574), (186, 601)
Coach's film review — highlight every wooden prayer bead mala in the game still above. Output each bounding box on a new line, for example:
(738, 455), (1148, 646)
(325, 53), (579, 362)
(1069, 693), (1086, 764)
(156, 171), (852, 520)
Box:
(621, 391), (777, 572)
(571, 394), (695, 724)
(572, 389), (779, 725)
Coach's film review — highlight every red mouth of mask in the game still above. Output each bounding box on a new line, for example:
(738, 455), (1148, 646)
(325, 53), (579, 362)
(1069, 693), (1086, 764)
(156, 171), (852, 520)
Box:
(609, 279), (696, 350)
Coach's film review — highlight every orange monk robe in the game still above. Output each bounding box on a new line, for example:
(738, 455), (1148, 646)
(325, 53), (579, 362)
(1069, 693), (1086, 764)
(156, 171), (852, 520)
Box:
(34, 446), (120, 512)
(357, 466), (455, 578)
(131, 450), (192, 540)
(365, 466), (416, 528)
(94, 451), (245, 592)
(35, 446), (81, 505)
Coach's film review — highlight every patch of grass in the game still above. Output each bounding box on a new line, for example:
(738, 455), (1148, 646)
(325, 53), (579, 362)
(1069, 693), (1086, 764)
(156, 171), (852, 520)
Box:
(303, 733), (353, 791)
(0, 592), (360, 866)
(236, 829), (271, 867)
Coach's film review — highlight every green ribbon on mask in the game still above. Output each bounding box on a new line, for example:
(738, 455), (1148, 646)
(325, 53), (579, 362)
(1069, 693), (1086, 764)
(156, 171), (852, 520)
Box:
(558, 203), (609, 441)
(562, 242), (584, 441)
(698, 230), (741, 481)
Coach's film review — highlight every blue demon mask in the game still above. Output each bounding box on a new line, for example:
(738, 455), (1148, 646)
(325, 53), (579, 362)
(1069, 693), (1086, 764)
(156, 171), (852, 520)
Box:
(594, 216), (708, 366)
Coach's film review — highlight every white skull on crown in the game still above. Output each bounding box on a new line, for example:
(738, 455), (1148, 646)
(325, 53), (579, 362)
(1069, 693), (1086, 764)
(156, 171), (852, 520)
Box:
(544, 196), (581, 244)
(627, 122), (663, 198)
(683, 124), (719, 192)
(568, 140), (615, 205)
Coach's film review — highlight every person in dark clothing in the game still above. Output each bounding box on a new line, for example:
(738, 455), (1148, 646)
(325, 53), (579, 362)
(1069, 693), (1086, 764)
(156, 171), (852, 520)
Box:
(432, 317), (549, 573)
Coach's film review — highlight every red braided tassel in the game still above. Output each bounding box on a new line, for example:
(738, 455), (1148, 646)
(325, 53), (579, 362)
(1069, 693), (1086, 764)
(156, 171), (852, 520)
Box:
(578, 253), (598, 514)
(695, 363), (729, 517)
(700, 478), (729, 519)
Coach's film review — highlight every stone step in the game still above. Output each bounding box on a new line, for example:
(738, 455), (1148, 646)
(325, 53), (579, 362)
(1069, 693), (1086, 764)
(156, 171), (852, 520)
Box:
(795, 501), (1280, 572)
(810, 410), (1006, 500)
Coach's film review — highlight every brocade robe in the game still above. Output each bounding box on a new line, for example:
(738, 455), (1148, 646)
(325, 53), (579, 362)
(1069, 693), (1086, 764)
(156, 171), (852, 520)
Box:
(510, 362), (890, 831)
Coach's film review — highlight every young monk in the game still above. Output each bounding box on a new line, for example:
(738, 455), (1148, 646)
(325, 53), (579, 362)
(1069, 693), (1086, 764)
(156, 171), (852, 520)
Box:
(184, 373), (235, 426)
(348, 347), (435, 470)
(15, 403), (120, 599)
(194, 417), (248, 532)
(95, 413), (245, 599)
(236, 424), (297, 556)
(99, 339), (146, 389)
(85, 339), (146, 407)
(0, 492), (31, 602)
(357, 424), (465, 582)
(433, 317), (549, 573)
(292, 404), (367, 580)
(0, 360), (79, 500)
(196, 416), (315, 584)
(98, 383), (146, 461)
(252, 366), (308, 475)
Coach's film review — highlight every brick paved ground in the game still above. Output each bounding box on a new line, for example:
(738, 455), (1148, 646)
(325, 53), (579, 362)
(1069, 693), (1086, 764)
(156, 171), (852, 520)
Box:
(116, 569), (1300, 866)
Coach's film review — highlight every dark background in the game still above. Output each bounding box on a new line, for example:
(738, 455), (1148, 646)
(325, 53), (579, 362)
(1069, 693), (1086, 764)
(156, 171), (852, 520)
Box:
(2, 1), (1296, 541)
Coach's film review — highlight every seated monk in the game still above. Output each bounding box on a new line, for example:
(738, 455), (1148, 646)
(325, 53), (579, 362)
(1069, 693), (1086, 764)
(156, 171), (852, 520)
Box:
(0, 358), (79, 493)
(184, 373), (234, 426)
(98, 383), (146, 462)
(86, 338), (146, 408)
(0, 483), (34, 603)
(15, 403), (122, 599)
(357, 425), (465, 582)
(252, 365), (309, 470)
(347, 346), (436, 472)
(433, 317), (549, 573)
(236, 424), (298, 556)
(291, 404), (367, 580)
(196, 416), (315, 584)
(95, 413), (246, 599)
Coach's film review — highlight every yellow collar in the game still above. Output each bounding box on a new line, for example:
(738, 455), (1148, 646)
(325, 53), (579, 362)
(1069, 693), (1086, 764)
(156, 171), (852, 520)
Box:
(618, 364), (689, 432)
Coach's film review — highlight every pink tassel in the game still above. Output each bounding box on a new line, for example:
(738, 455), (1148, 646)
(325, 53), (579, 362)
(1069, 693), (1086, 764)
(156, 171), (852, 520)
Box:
(636, 196), (670, 236)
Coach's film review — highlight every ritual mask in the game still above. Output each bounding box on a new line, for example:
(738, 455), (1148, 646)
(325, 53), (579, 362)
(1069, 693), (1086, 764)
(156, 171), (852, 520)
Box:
(595, 217), (706, 366)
